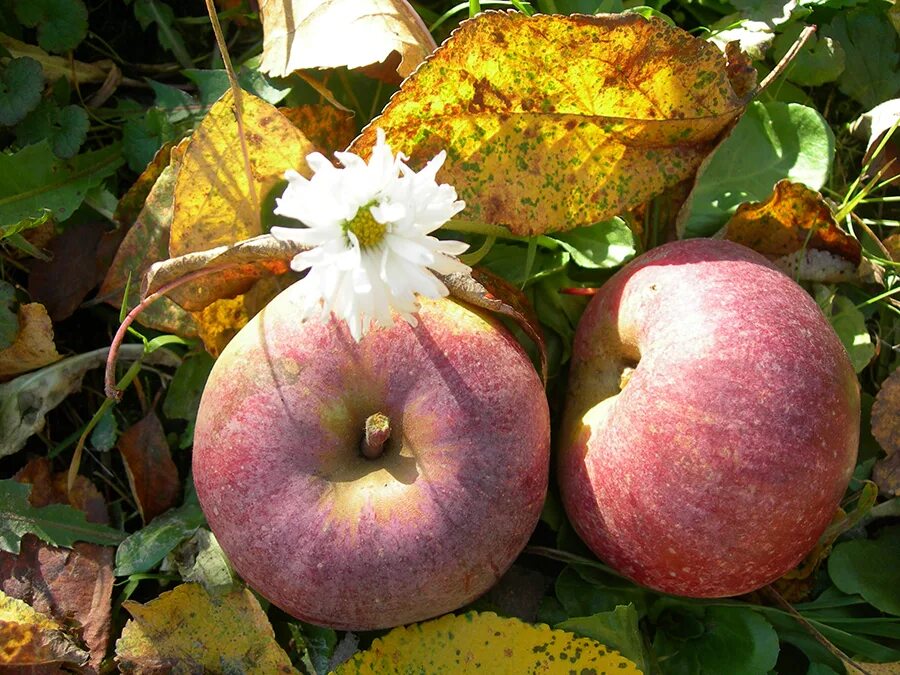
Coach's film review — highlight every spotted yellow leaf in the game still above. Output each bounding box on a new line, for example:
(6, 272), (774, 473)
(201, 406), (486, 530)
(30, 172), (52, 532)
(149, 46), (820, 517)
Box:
(0, 589), (89, 667)
(115, 582), (296, 673)
(351, 11), (755, 236)
(334, 611), (642, 674)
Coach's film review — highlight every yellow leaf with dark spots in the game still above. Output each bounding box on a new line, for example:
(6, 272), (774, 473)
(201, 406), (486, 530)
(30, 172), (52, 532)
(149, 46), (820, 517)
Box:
(350, 11), (755, 236)
(719, 180), (861, 282)
(115, 583), (297, 674)
(335, 611), (642, 674)
(0, 590), (89, 667)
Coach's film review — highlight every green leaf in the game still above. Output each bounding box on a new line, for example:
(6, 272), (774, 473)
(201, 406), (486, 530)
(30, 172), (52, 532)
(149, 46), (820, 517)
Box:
(16, 101), (89, 158)
(0, 479), (124, 553)
(14, 0), (88, 53)
(828, 526), (900, 616)
(131, 0), (192, 69)
(89, 407), (118, 452)
(653, 604), (779, 675)
(555, 566), (650, 618)
(122, 106), (176, 173)
(772, 24), (846, 87)
(0, 56), (43, 126)
(823, 8), (900, 109)
(148, 79), (198, 124)
(828, 295), (875, 373)
(115, 499), (207, 576)
(550, 218), (636, 269)
(183, 68), (291, 107)
(557, 604), (649, 673)
(169, 528), (236, 595)
(482, 244), (569, 287)
(289, 622), (337, 675)
(0, 280), (19, 350)
(163, 351), (214, 448)
(0, 141), (123, 231)
(679, 101), (835, 238)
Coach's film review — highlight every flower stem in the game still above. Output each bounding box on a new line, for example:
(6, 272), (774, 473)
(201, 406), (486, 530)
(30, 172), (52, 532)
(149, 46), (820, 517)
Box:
(362, 413), (391, 460)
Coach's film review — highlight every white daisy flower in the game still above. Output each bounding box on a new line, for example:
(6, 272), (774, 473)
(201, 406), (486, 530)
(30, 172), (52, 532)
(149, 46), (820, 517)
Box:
(271, 129), (469, 341)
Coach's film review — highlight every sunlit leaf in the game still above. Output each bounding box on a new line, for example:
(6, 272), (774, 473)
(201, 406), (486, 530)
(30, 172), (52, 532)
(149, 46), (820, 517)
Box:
(0, 303), (61, 380)
(279, 104), (357, 155)
(718, 180), (861, 282)
(0, 590), (89, 667)
(258, 0), (436, 78)
(351, 11), (755, 236)
(118, 412), (180, 524)
(115, 583), (297, 673)
(114, 497), (206, 577)
(169, 528), (237, 595)
(772, 24), (846, 87)
(335, 611), (641, 674)
(557, 604), (649, 673)
(825, 295), (875, 373)
(0, 458), (115, 670)
(850, 98), (900, 183)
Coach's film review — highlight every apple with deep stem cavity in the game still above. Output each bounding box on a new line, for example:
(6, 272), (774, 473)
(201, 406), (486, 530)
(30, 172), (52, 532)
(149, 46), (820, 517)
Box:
(559, 239), (860, 597)
(192, 289), (550, 630)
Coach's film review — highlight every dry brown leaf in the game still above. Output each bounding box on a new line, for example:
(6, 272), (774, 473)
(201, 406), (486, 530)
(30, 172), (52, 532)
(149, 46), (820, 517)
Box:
(872, 367), (900, 457)
(849, 98), (900, 182)
(118, 413), (180, 524)
(0, 458), (114, 672)
(0, 589), (89, 668)
(350, 11), (755, 236)
(115, 583), (297, 673)
(258, 0), (435, 79)
(873, 452), (900, 498)
(0, 303), (62, 380)
(0, 33), (111, 85)
(280, 104), (357, 155)
(718, 180), (862, 282)
(143, 234), (302, 311)
(100, 139), (198, 338)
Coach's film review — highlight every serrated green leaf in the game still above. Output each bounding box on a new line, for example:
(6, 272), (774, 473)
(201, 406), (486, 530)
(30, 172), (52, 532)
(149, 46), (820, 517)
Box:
(0, 56), (43, 126)
(0, 141), (123, 230)
(115, 499), (207, 576)
(131, 0), (192, 69)
(772, 24), (846, 87)
(828, 526), (900, 616)
(14, 0), (88, 53)
(679, 101), (835, 238)
(557, 604), (649, 673)
(0, 280), (18, 350)
(16, 101), (89, 158)
(0, 479), (124, 553)
(550, 218), (636, 269)
(828, 295), (875, 373)
(823, 9), (900, 108)
(148, 79), (197, 123)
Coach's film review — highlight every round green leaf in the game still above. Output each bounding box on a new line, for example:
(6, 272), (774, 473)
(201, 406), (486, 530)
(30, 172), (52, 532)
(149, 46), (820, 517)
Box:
(773, 24), (846, 87)
(828, 526), (900, 616)
(14, 0), (88, 53)
(0, 56), (43, 127)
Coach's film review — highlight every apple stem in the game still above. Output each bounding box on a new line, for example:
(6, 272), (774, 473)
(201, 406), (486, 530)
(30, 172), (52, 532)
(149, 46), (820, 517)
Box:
(362, 413), (391, 459)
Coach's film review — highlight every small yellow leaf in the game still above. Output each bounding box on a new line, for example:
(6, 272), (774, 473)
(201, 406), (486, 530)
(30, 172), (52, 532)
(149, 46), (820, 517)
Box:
(169, 89), (315, 256)
(351, 11), (754, 236)
(258, 0), (436, 78)
(719, 180), (861, 282)
(115, 582), (297, 674)
(0, 303), (61, 380)
(0, 590), (89, 667)
(334, 611), (642, 674)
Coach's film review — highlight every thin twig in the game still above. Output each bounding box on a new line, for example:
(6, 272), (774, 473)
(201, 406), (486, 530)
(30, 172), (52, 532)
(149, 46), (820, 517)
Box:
(758, 25), (816, 94)
(203, 0), (258, 213)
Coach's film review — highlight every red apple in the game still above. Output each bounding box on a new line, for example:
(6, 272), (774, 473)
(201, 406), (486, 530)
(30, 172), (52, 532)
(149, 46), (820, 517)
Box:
(559, 239), (859, 597)
(192, 290), (550, 630)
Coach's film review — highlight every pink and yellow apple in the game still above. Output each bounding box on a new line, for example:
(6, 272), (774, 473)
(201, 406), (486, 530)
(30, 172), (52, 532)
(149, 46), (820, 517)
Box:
(559, 239), (860, 597)
(192, 290), (550, 630)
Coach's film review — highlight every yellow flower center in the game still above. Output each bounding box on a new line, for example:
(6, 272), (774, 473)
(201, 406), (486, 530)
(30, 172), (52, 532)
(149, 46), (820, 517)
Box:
(345, 204), (386, 249)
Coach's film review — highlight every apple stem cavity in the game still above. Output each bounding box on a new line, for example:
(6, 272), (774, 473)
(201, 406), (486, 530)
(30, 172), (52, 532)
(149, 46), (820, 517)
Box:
(362, 412), (392, 460)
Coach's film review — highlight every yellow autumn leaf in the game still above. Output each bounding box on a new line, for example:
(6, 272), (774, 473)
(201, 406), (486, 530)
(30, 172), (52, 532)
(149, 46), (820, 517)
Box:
(0, 590), (89, 667)
(718, 180), (862, 282)
(258, 0), (436, 79)
(334, 611), (642, 674)
(115, 582), (297, 674)
(350, 11), (755, 236)
(0, 303), (61, 380)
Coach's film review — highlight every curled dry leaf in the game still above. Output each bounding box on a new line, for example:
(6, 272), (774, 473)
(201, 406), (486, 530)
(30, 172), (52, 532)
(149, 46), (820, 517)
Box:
(350, 11), (755, 236)
(0, 589), (89, 668)
(873, 453), (900, 498)
(143, 234), (302, 311)
(0, 458), (115, 672)
(849, 98), (900, 181)
(117, 412), (179, 524)
(717, 180), (862, 282)
(872, 366), (900, 457)
(440, 268), (547, 383)
(258, 0), (435, 79)
(335, 611), (640, 674)
(0, 303), (61, 380)
(115, 583), (296, 673)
